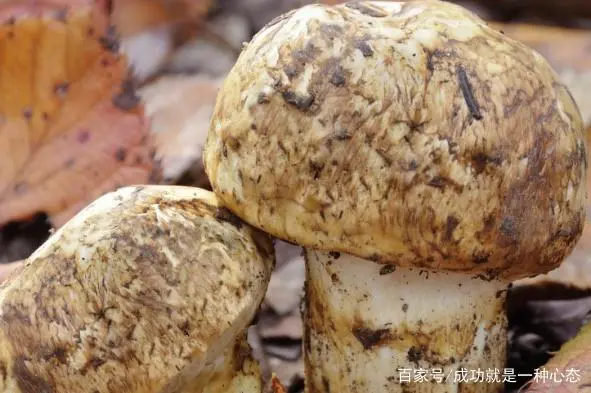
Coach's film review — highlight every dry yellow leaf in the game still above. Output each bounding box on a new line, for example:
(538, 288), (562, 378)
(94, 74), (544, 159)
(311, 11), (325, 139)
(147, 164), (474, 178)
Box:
(0, 0), (158, 228)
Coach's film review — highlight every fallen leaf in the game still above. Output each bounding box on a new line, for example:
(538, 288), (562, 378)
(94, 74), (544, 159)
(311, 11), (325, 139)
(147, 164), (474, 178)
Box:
(122, 24), (175, 84)
(112, 0), (175, 37)
(122, 11), (249, 84)
(525, 322), (591, 393)
(269, 374), (288, 393)
(0, 1), (157, 228)
(111, 0), (212, 37)
(140, 74), (221, 186)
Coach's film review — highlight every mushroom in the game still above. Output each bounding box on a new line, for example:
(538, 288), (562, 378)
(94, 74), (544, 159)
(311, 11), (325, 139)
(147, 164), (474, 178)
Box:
(184, 331), (265, 393)
(0, 185), (275, 392)
(203, 1), (587, 391)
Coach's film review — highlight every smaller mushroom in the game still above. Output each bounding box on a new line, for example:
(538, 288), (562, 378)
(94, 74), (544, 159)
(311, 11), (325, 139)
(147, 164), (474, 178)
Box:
(0, 186), (275, 393)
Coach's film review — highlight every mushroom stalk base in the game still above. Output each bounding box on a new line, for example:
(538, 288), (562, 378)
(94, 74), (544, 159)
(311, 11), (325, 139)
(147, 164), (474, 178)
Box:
(303, 250), (508, 393)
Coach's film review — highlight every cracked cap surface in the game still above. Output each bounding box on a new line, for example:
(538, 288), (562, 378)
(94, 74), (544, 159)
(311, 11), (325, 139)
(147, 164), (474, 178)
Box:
(204, 0), (587, 280)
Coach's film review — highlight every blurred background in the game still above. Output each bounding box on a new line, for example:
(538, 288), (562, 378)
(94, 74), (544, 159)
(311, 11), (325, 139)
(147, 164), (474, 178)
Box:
(2, 1), (591, 392)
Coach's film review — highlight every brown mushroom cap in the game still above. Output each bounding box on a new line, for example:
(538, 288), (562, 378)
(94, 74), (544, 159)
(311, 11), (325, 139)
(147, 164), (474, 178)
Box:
(204, 0), (586, 280)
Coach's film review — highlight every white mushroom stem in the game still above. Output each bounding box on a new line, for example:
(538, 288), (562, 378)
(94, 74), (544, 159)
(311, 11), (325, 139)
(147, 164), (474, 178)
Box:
(304, 250), (508, 393)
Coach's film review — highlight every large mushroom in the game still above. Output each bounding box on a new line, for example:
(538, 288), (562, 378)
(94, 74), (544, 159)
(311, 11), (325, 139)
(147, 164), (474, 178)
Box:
(0, 186), (274, 392)
(203, 1), (586, 392)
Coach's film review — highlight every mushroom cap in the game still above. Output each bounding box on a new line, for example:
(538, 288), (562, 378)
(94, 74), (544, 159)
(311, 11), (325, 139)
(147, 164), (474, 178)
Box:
(204, 0), (586, 280)
(0, 186), (274, 392)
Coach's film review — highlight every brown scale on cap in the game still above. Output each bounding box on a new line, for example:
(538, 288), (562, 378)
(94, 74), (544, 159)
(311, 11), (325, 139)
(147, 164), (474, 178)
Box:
(204, 0), (586, 280)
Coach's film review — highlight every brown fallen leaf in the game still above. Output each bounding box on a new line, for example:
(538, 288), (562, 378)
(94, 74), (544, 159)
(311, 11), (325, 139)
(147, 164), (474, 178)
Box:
(0, 0), (157, 228)
(269, 374), (288, 393)
(122, 25), (176, 84)
(490, 23), (591, 125)
(123, 14), (248, 84)
(525, 322), (591, 393)
(111, 0), (212, 37)
(140, 74), (222, 186)
(468, 0), (591, 22)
